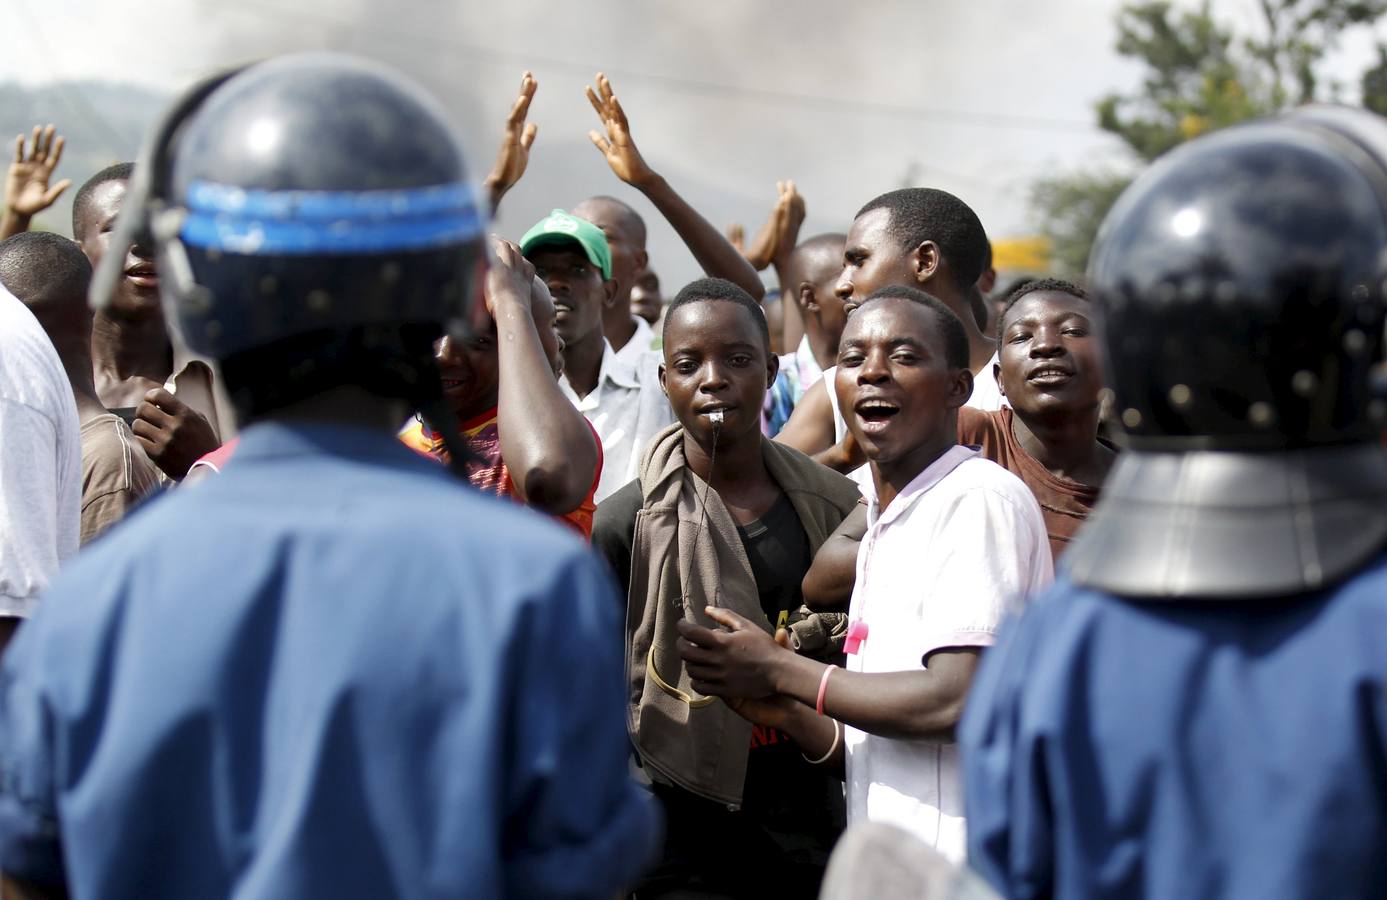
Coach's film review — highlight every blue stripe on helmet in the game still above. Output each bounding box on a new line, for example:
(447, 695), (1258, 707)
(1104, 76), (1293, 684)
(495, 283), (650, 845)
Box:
(179, 180), (484, 255)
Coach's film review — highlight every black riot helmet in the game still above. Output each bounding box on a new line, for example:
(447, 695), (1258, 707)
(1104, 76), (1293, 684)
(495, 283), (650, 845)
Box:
(1088, 107), (1387, 450)
(1068, 106), (1387, 600)
(91, 53), (484, 430)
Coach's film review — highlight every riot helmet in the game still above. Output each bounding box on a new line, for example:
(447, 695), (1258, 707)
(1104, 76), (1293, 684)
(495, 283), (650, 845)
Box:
(91, 53), (485, 426)
(1088, 109), (1387, 449)
(1068, 106), (1387, 599)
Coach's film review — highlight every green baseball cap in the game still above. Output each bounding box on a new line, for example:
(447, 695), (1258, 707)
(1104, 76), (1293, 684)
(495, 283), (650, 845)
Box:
(520, 209), (612, 279)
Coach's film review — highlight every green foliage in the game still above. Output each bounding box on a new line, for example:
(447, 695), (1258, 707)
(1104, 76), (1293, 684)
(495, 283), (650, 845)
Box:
(1029, 172), (1133, 277)
(1097, 1), (1267, 162)
(1244, 0), (1387, 107)
(1362, 44), (1387, 114)
(1031, 0), (1387, 275)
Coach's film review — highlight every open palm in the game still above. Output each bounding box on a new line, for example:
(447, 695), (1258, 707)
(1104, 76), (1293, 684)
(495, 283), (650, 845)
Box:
(6, 124), (70, 217)
(586, 73), (656, 188)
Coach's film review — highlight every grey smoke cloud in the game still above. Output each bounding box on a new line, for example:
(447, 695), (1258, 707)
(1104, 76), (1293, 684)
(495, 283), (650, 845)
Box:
(7, 0), (1144, 287)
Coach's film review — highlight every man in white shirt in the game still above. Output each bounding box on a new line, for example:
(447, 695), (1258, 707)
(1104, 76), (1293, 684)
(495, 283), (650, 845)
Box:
(0, 285), (81, 652)
(521, 209), (673, 502)
(674, 286), (1051, 864)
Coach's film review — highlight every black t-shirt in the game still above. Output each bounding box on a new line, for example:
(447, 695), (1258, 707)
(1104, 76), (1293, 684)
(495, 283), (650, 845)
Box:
(591, 479), (845, 899)
(736, 492), (810, 630)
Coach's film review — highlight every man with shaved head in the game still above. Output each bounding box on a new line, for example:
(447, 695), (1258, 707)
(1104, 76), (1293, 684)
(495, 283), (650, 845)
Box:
(73, 163), (225, 480)
(0, 231), (159, 544)
(765, 233), (848, 435)
(571, 194), (657, 361)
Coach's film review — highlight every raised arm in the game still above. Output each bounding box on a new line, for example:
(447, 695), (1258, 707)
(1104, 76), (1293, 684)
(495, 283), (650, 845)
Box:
(767, 181), (807, 351)
(487, 238), (599, 515)
(482, 73), (538, 217)
(1, 125), (71, 241)
(585, 72), (764, 299)
(736, 181), (802, 272)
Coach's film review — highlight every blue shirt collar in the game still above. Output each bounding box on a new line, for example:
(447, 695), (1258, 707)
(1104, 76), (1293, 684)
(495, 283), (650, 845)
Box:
(232, 419), (440, 472)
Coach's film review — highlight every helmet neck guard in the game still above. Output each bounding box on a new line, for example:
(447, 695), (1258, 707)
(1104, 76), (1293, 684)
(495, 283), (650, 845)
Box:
(1066, 442), (1387, 599)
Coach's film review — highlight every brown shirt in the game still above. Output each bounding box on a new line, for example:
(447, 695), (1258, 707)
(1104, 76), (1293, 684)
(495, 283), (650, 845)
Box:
(958, 406), (1104, 562)
(80, 414), (161, 545)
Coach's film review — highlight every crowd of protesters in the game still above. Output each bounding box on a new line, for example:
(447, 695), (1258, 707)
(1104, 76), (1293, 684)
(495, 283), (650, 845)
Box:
(0, 55), (1385, 900)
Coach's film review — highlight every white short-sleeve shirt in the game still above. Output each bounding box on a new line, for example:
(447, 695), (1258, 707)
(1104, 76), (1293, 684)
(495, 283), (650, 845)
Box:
(560, 340), (674, 503)
(0, 287), (81, 617)
(844, 444), (1052, 862)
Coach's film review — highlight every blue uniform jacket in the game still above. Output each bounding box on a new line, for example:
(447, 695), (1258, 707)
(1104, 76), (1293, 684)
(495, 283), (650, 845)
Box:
(0, 421), (659, 898)
(962, 566), (1387, 899)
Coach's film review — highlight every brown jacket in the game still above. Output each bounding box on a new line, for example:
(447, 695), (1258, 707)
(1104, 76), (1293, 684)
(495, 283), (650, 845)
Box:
(626, 424), (860, 807)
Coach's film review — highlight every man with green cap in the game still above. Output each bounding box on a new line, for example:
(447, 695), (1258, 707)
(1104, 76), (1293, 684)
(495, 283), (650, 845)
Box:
(522, 208), (672, 502)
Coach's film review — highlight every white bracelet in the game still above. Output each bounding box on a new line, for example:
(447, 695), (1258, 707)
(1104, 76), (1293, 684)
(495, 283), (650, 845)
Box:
(802, 719), (842, 765)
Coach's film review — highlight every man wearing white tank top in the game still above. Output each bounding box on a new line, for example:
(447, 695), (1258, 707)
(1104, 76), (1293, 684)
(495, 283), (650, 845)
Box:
(778, 188), (1001, 476)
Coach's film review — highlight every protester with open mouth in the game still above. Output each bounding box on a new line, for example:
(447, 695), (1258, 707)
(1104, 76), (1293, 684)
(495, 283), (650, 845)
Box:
(592, 277), (860, 898)
(675, 285), (1051, 866)
(802, 278), (1115, 610)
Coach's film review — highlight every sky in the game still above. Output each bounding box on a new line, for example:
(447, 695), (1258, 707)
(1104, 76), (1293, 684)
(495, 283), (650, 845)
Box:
(6, 0), (1386, 286)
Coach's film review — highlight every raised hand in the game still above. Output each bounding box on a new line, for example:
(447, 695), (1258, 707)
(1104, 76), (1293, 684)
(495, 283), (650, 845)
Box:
(738, 181), (807, 271)
(483, 72), (538, 214)
(740, 195), (786, 272)
(585, 72), (657, 189)
(484, 236), (538, 317)
(725, 222), (746, 254)
(772, 180), (806, 264)
(2, 124), (71, 239)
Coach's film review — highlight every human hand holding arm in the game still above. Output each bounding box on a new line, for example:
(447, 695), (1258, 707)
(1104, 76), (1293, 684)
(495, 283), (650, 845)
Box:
(483, 73), (538, 216)
(679, 606), (980, 742)
(487, 238), (598, 515)
(586, 73), (764, 299)
(1, 125), (70, 240)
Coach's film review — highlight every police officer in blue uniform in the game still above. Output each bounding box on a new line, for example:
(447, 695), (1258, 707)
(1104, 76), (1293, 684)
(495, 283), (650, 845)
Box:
(0, 54), (657, 899)
(961, 106), (1387, 899)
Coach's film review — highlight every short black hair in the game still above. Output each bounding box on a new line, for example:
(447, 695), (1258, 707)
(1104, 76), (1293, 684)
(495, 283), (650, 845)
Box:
(72, 161), (134, 238)
(0, 231), (92, 310)
(855, 285), (969, 370)
(855, 188), (988, 290)
(996, 277), (1089, 343)
(663, 276), (770, 352)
